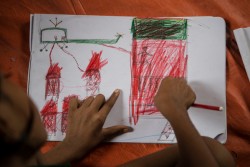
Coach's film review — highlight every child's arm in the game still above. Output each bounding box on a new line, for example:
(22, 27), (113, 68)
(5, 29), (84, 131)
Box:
(121, 77), (235, 167)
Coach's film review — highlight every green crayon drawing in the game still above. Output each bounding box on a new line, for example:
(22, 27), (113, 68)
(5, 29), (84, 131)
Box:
(40, 27), (122, 45)
(131, 18), (187, 40)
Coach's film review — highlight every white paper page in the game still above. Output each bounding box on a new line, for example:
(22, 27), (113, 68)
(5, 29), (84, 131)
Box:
(187, 17), (227, 143)
(28, 15), (226, 143)
(234, 27), (250, 81)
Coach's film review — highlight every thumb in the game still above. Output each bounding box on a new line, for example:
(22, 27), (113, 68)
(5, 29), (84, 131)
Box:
(102, 125), (133, 141)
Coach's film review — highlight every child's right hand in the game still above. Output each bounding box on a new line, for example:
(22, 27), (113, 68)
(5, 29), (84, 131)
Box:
(154, 77), (196, 122)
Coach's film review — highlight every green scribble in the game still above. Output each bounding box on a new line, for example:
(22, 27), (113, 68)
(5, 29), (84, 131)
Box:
(66, 34), (122, 44)
(40, 27), (122, 44)
(131, 18), (187, 40)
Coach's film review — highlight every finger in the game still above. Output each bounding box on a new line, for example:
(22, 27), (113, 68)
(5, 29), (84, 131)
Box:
(90, 94), (105, 110)
(102, 125), (133, 141)
(69, 97), (78, 112)
(80, 96), (94, 109)
(77, 99), (85, 108)
(99, 89), (120, 120)
(68, 98), (78, 123)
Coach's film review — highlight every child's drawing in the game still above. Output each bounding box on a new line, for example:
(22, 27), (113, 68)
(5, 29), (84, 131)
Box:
(38, 17), (120, 135)
(30, 15), (191, 142)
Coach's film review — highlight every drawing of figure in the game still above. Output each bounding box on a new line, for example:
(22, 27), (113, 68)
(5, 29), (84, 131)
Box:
(45, 63), (62, 100)
(135, 46), (153, 65)
(82, 51), (108, 96)
(41, 99), (58, 135)
(61, 95), (78, 134)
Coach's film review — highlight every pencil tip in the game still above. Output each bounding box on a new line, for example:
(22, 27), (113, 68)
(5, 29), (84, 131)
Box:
(219, 107), (224, 111)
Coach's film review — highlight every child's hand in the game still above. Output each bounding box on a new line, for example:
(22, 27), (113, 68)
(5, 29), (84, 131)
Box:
(154, 77), (196, 122)
(62, 90), (133, 160)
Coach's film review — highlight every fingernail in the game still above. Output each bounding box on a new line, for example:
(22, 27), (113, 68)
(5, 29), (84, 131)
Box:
(123, 127), (133, 133)
(114, 89), (120, 96)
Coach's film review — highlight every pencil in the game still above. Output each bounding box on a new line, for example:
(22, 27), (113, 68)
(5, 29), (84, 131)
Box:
(191, 103), (223, 111)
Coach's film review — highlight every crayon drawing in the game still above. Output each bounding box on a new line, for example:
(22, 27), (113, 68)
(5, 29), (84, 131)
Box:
(158, 121), (176, 142)
(82, 51), (108, 96)
(28, 15), (222, 143)
(38, 17), (117, 135)
(41, 99), (58, 135)
(130, 18), (188, 125)
(29, 15), (227, 143)
(45, 63), (62, 100)
(37, 17), (188, 139)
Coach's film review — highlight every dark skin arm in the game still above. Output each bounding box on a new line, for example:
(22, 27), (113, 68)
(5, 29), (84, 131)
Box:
(155, 77), (219, 167)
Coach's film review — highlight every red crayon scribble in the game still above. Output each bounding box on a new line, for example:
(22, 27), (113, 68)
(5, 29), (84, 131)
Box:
(101, 44), (131, 54)
(41, 99), (58, 135)
(130, 39), (187, 125)
(61, 95), (78, 134)
(45, 63), (62, 100)
(82, 51), (108, 96)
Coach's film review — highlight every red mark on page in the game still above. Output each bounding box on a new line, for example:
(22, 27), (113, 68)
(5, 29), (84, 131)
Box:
(82, 51), (108, 96)
(130, 39), (187, 125)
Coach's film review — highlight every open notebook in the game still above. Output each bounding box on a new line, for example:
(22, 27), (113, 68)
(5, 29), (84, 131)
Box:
(29, 14), (226, 143)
